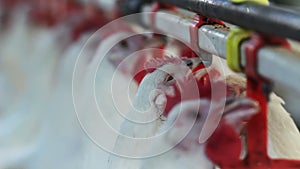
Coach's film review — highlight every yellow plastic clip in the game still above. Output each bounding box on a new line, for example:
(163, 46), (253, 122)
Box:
(230, 0), (269, 5)
(226, 28), (251, 72)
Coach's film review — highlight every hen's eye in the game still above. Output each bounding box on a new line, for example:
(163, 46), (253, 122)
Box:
(189, 111), (201, 120)
(166, 75), (174, 82)
(183, 59), (193, 68)
(120, 40), (129, 49)
(164, 74), (175, 85)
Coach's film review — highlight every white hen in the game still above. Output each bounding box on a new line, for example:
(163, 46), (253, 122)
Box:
(73, 27), (163, 169)
(0, 9), (67, 169)
(140, 97), (259, 169)
(107, 57), (196, 169)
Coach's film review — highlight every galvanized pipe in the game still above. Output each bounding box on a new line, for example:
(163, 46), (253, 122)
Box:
(148, 0), (300, 42)
(142, 8), (300, 94)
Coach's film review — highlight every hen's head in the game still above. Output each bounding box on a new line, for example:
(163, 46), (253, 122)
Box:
(160, 56), (209, 116)
(134, 56), (199, 114)
(162, 97), (258, 155)
(162, 99), (211, 151)
(206, 97), (259, 167)
(141, 56), (194, 94)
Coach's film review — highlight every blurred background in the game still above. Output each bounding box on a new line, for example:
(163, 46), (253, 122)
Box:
(0, 0), (300, 169)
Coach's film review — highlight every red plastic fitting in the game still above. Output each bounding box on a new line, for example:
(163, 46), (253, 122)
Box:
(208, 32), (297, 169)
(189, 15), (225, 53)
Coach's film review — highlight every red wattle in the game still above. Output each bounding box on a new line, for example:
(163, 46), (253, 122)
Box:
(205, 120), (242, 167)
(164, 86), (182, 116)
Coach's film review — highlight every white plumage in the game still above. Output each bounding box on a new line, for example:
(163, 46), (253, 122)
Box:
(140, 97), (259, 169)
(139, 99), (215, 169)
(223, 73), (300, 159)
(267, 93), (300, 159)
(77, 28), (158, 169)
(0, 9), (69, 168)
(108, 58), (193, 169)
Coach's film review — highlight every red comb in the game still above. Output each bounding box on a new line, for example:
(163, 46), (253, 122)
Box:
(144, 56), (182, 73)
(132, 44), (166, 84)
(163, 68), (223, 116)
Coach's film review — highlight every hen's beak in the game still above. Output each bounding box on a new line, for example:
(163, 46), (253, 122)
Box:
(182, 57), (206, 73)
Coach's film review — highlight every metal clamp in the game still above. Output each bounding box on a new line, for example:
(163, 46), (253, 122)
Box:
(226, 28), (251, 72)
(189, 14), (225, 53)
(245, 33), (290, 80)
